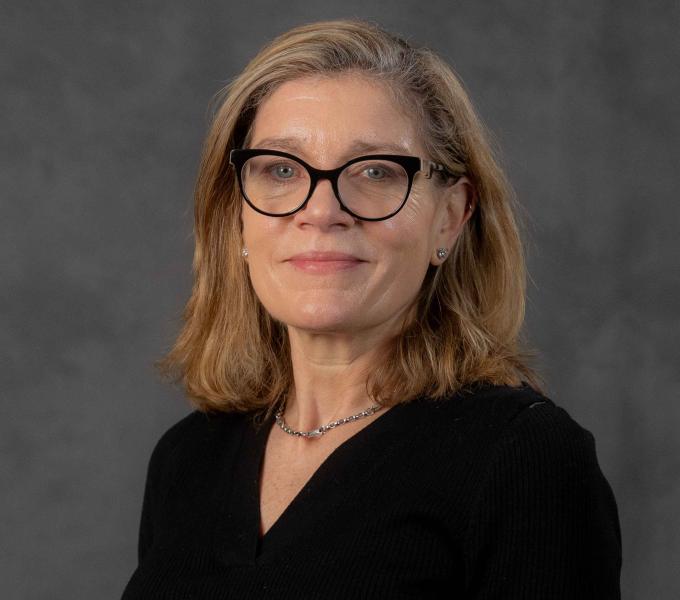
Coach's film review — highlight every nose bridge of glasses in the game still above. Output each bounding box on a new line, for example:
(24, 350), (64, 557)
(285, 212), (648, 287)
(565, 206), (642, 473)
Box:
(306, 164), (345, 202)
(308, 163), (345, 182)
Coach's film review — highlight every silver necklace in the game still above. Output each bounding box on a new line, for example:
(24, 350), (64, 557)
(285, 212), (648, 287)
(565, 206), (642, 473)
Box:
(274, 401), (383, 438)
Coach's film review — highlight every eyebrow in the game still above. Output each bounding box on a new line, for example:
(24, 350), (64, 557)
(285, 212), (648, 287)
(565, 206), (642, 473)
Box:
(248, 136), (413, 158)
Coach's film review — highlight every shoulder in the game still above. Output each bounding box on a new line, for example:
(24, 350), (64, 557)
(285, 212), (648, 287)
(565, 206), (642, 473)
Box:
(472, 387), (608, 503)
(154, 407), (246, 447)
(145, 409), (244, 484)
(459, 382), (598, 467)
(149, 410), (211, 460)
(415, 381), (585, 448)
(466, 381), (595, 448)
(432, 383), (620, 541)
(411, 383), (606, 498)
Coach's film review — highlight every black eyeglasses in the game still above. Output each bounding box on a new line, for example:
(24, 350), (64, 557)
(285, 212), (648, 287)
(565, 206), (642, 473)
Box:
(229, 148), (460, 222)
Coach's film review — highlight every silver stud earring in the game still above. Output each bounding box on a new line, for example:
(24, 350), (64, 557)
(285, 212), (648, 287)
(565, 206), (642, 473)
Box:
(436, 247), (448, 260)
(241, 248), (249, 257)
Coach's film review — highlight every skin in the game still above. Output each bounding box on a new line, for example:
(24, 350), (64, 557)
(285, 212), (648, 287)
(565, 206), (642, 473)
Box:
(241, 74), (474, 445)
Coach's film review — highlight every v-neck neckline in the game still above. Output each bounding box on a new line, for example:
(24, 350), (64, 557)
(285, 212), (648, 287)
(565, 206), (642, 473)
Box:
(212, 398), (417, 566)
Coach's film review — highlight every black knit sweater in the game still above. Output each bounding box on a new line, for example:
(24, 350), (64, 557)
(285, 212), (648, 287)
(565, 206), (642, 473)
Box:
(121, 383), (621, 598)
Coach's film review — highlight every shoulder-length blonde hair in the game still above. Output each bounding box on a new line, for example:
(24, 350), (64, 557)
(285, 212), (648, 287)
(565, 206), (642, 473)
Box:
(158, 19), (542, 416)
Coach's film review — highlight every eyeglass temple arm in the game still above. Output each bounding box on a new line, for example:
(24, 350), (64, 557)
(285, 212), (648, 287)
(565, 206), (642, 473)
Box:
(421, 159), (446, 179)
(421, 159), (463, 181)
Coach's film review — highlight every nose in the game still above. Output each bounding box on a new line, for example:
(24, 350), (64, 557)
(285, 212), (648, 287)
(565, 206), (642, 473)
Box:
(293, 177), (355, 229)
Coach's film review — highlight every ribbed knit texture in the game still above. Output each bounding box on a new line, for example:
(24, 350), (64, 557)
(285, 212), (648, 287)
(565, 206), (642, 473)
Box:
(121, 383), (621, 599)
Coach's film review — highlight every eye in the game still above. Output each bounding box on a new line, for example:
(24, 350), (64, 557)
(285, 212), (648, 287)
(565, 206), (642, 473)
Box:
(342, 160), (403, 183)
(270, 163), (296, 179)
(364, 166), (388, 180)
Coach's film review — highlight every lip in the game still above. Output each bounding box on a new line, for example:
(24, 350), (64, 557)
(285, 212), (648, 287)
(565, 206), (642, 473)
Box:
(286, 251), (366, 274)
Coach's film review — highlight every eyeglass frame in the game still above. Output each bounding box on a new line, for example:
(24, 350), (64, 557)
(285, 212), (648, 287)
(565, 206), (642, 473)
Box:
(229, 148), (461, 222)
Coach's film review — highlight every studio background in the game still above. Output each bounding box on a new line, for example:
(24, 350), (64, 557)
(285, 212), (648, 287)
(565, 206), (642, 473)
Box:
(2, 1), (678, 598)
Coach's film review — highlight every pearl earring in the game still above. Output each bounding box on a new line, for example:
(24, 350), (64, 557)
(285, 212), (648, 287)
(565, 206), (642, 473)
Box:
(436, 248), (448, 260)
(241, 248), (249, 257)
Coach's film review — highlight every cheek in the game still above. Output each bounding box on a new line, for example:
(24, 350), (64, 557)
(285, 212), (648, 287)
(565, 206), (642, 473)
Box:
(370, 215), (433, 298)
(241, 210), (285, 300)
(241, 207), (278, 247)
(380, 190), (437, 258)
(371, 193), (439, 302)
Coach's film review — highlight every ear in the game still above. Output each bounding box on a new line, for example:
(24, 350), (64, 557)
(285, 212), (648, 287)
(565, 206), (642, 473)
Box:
(430, 176), (475, 266)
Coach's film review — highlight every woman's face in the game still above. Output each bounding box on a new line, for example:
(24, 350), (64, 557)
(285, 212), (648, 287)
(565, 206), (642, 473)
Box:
(241, 74), (470, 336)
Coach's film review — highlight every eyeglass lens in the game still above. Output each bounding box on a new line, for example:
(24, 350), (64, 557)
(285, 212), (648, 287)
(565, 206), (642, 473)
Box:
(240, 154), (410, 219)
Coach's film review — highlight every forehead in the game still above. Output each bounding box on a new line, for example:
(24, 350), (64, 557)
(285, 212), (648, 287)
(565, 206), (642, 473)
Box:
(249, 75), (424, 159)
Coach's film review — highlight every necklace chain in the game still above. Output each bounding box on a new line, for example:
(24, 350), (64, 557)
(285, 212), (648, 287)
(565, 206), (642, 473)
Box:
(274, 401), (383, 438)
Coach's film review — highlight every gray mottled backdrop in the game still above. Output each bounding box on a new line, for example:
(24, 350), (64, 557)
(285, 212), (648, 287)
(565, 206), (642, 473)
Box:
(2, 1), (678, 598)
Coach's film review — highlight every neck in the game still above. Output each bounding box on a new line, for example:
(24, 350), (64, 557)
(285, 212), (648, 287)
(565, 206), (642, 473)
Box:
(284, 325), (392, 431)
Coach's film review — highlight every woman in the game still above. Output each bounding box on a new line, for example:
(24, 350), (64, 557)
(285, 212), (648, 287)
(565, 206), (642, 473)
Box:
(122, 20), (621, 599)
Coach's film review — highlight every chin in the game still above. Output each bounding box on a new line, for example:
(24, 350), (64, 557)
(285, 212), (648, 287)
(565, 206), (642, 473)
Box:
(270, 303), (365, 334)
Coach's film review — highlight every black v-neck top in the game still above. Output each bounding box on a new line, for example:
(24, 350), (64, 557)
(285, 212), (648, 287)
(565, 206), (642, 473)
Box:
(121, 383), (621, 599)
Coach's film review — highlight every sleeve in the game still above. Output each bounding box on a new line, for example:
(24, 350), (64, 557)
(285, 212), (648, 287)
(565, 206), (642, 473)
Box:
(463, 402), (622, 599)
(136, 445), (157, 564)
(134, 411), (199, 564)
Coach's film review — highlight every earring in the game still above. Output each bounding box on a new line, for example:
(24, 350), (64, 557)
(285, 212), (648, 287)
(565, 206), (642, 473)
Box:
(241, 248), (249, 257)
(436, 247), (448, 260)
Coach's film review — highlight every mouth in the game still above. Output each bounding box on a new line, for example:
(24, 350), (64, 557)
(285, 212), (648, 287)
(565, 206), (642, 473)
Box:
(286, 251), (366, 274)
